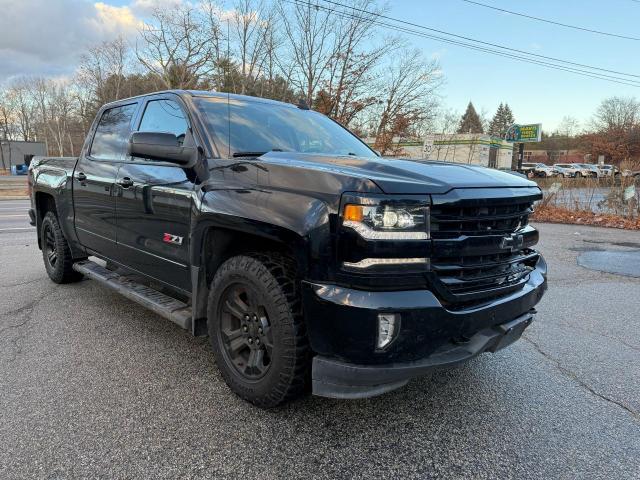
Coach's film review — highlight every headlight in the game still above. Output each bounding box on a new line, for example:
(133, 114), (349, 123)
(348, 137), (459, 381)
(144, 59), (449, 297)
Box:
(342, 201), (429, 240)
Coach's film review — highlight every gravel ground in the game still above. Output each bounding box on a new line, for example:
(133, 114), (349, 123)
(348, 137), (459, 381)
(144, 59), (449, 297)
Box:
(1, 207), (639, 479)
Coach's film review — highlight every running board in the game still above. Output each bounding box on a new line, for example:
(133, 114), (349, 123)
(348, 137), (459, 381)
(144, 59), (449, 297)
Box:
(73, 260), (192, 330)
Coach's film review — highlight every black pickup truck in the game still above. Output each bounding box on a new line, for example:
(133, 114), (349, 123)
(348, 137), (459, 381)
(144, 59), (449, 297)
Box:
(28, 90), (547, 407)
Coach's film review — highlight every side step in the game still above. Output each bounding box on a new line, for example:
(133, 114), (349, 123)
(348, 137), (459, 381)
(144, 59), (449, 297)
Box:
(73, 260), (192, 330)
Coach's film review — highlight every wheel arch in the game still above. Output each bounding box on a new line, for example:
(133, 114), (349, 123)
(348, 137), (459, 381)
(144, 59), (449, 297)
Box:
(34, 191), (57, 249)
(189, 217), (312, 336)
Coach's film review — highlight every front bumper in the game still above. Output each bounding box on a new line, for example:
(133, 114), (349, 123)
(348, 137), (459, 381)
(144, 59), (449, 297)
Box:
(313, 311), (534, 398)
(302, 256), (547, 398)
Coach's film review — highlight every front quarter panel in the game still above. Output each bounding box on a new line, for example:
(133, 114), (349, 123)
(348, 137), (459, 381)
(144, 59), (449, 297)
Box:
(191, 158), (381, 281)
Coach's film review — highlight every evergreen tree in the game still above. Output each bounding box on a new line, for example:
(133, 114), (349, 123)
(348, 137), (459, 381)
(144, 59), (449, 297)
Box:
(457, 102), (484, 134)
(503, 103), (515, 132)
(488, 103), (504, 136)
(488, 102), (516, 137)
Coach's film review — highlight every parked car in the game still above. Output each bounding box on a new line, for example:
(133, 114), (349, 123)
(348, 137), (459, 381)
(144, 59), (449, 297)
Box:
(553, 163), (590, 178)
(598, 164), (620, 177)
(622, 169), (640, 178)
(27, 90), (547, 407)
(521, 162), (556, 177)
(577, 164), (601, 178)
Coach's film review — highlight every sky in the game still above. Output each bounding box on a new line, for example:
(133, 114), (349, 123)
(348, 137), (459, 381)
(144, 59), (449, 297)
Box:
(0, 0), (638, 131)
(388, 0), (640, 130)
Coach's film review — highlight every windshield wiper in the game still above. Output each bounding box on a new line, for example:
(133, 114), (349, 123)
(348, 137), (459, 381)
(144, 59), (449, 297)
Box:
(232, 151), (267, 158)
(232, 149), (284, 158)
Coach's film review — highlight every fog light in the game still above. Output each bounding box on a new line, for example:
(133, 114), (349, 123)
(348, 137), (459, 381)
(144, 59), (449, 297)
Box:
(377, 313), (399, 350)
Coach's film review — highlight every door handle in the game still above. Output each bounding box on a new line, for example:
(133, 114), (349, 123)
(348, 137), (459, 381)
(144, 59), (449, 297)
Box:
(75, 172), (87, 181)
(118, 177), (134, 188)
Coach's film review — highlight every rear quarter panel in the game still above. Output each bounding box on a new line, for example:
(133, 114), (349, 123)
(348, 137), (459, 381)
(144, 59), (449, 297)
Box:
(30, 156), (83, 254)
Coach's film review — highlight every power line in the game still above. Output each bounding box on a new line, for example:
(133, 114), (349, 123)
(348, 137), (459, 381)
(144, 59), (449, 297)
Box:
(317, 3), (640, 86)
(312, 0), (640, 79)
(286, 0), (640, 87)
(460, 0), (640, 41)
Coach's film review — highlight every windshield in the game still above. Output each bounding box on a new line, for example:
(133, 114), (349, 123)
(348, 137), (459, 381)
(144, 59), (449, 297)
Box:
(194, 96), (375, 159)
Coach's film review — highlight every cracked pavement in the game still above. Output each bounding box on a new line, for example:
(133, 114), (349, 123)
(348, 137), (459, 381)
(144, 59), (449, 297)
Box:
(1, 200), (639, 479)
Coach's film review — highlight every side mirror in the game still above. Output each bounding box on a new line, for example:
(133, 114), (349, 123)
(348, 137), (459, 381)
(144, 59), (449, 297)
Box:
(128, 132), (198, 166)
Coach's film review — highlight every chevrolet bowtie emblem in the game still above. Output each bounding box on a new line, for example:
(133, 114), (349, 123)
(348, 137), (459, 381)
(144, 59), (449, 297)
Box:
(500, 232), (524, 252)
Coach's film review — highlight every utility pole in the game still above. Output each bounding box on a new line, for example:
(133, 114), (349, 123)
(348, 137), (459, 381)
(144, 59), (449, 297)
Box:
(518, 143), (525, 171)
(0, 140), (6, 171)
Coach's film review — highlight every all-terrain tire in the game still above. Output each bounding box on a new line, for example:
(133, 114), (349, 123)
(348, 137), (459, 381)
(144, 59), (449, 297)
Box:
(41, 211), (83, 284)
(207, 253), (310, 408)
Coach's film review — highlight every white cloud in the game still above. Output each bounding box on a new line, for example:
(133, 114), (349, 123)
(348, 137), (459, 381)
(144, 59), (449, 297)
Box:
(130, 0), (185, 16)
(0, 0), (141, 82)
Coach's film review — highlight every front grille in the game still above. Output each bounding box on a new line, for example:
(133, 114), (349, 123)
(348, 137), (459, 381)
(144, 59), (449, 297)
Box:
(430, 194), (539, 301)
(430, 201), (533, 239)
(431, 249), (538, 295)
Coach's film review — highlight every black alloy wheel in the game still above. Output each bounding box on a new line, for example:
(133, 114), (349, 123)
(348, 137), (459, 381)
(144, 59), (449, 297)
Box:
(218, 283), (274, 379)
(207, 253), (310, 408)
(40, 211), (84, 284)
(43, 222), (58, 269)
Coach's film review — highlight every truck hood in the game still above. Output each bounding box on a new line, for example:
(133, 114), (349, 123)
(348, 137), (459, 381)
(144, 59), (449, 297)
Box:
(260, 152), (537, 194)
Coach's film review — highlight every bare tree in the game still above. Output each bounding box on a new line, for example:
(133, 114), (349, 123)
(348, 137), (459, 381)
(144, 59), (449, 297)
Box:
(78, 36), (130, 105)
(557, 116), (580, 137)
(0, 90), (14, 140)
(0, 90), (13, 169)
(5, 78), (36, 142)
(316, 1), (397, 127)
(372, 50), (443, 155)
(136, 3), (217, 89)
(591, 96), (640, 133)
(232, 0), (270, 94)
(279, 0), (337, 105)
(201, 0), (227, 90)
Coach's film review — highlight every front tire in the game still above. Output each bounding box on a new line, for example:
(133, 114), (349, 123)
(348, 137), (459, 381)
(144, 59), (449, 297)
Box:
(207, 253), (310, 408)
(41, 211), (83, 284)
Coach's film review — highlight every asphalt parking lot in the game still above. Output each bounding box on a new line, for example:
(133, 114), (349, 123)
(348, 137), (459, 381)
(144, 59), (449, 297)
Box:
(1, 199), (639, 479)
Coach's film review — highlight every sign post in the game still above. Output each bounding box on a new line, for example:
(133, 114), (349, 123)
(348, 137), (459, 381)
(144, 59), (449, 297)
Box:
(504, 123), (542, 171)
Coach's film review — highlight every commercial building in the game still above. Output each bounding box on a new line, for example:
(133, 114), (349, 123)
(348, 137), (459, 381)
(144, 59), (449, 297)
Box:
(0, 140), (47, 170)
(423, 134), (514, 169)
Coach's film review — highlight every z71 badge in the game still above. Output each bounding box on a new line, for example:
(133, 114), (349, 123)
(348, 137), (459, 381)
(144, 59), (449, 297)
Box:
(162, 233), (183, 245)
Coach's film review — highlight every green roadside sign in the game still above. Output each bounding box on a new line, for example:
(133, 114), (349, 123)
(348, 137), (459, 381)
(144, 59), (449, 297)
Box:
(505, 123), (542, 143)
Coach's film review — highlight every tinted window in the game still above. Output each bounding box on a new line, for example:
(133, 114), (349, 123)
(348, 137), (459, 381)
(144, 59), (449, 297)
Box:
(194, 97), (374, 158)
(138, 99), (189, 144)
(90, 104), (137, 160)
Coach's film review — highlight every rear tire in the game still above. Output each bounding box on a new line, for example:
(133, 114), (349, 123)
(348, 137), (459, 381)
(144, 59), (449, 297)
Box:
(41, 211), (83, 284)
(207, 253), (310, 408)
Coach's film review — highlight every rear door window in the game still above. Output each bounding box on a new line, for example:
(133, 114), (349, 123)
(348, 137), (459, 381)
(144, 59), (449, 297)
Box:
(138, 99), (189, 145)
(90, 104), (137, 160)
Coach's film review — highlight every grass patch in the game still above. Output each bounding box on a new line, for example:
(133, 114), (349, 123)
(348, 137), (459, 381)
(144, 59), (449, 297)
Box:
(532, 205), (640, 230)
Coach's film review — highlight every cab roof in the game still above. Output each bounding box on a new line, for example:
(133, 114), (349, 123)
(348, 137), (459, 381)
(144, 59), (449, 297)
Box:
(103, 89), (298, 109)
